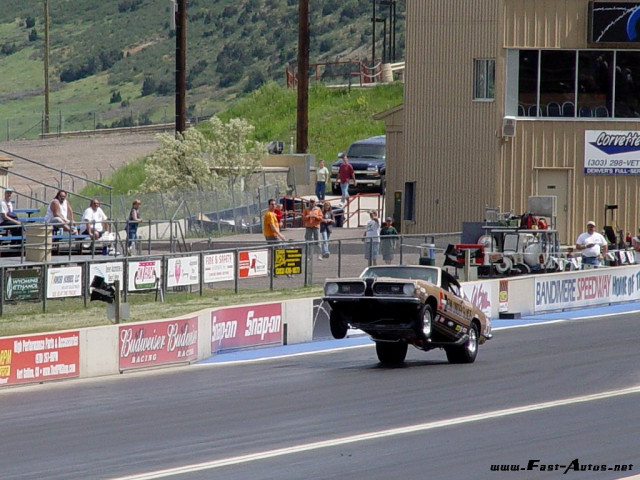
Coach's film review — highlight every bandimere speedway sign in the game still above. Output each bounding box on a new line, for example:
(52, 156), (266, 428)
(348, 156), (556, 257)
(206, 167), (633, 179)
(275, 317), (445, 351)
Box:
(585, 130), (640, 174)
(534, 266), (640, 312)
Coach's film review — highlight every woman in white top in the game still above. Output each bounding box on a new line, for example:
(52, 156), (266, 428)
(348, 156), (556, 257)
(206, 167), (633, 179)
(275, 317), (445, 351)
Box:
(44, 190), (76, 233)
(315, 160), (329, 201)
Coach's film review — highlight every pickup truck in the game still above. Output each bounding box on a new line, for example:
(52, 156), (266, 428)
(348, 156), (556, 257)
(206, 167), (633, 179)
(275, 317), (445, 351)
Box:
(330, 135), (386, 195)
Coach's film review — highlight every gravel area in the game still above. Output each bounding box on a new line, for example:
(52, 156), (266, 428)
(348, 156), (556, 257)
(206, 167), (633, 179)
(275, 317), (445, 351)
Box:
(0, 133), (160, 195)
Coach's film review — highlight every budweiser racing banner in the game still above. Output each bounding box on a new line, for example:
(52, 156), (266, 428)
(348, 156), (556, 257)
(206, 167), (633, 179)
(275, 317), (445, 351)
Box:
(211, 303), (283, 353)
(119, 316), (198, 370)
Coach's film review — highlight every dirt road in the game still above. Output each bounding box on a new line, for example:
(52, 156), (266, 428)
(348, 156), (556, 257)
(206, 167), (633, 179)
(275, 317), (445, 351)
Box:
(0, 133), (160, 193)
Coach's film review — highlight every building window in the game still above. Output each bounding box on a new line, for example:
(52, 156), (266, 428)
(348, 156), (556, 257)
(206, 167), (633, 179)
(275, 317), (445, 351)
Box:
(473, 59), (495, 100)
(511, 48), (640, 119)
(403, 182), (415, 222)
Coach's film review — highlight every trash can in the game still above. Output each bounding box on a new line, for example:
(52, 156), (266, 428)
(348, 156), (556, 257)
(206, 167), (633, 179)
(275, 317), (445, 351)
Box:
(25, 225), (51, 263)
(419, 243), (435, 266)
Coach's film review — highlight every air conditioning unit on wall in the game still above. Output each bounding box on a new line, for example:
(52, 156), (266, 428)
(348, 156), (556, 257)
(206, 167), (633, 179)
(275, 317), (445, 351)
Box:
(502, 116), (517, 137)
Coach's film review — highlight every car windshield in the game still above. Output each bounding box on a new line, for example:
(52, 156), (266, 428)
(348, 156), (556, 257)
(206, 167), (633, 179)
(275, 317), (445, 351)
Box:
(347, 144), (385, 159)
(360, 266), (439, 285)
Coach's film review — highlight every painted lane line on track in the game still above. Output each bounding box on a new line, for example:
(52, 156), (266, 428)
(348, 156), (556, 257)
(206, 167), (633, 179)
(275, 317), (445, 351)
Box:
(108, 384), (640, 480)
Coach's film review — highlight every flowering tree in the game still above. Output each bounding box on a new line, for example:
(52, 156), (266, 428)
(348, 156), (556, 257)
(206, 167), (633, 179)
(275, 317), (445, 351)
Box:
(140, 116), (266, 193)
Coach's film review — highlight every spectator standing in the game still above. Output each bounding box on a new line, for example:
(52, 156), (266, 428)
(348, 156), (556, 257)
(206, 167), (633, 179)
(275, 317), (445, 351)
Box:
(315, 160), (329, 201)
(380, 216), (399, 264)
(319, 201), (335, 258)
(263, 198), (286, 243)
(44, 189), (76, 233)
(79, 198), (109, 240)
(0, 188), (22, 235)
(363, 210), (380, 265)
(127, 199), (142, 254)
(337, 153), (356, 205)
(303, 198), (323, 259)
(576, 220), (608, 267)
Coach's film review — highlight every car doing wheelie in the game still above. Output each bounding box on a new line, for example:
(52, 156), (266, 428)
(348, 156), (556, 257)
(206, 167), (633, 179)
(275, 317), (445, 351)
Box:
(323, 265), (492, 365)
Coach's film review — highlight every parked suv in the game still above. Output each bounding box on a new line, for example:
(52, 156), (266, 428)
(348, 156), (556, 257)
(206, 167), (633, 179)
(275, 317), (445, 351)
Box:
(330, 135), (386, 195)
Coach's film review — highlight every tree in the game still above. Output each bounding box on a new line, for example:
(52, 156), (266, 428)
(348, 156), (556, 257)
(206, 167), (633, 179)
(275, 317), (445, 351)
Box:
(140, 117), (266, 193)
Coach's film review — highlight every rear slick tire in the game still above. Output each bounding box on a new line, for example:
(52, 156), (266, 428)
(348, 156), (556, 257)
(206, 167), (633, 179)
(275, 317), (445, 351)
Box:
(445, 323), (479, 364)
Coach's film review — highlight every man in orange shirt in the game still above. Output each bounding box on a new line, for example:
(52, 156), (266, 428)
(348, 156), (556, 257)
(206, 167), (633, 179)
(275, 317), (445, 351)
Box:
(303, 198), (323, 259)
(263, 199), (286, 243)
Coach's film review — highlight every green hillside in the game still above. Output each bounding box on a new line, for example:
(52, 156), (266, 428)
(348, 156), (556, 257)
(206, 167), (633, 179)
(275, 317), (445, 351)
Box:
(0, 0), (405, 140)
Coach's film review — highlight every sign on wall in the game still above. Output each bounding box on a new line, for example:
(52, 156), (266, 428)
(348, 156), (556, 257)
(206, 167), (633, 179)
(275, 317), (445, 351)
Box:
(119, 316), (198, 370)
(5, 268), (41, 301)
(238, 250), (268, 278)
(589, 2), (640, 43)
(167, 256), (199, 288)
(211, 303), (282, 353)
(0, 331), (80, 386)
(47, 266), (82, 298)
(128, 260), (162, 291)
(203, 252), (235, 283)
(89, 262), (124, 291)
(584, 130), (640, 174)
(273, 247), (302, 276)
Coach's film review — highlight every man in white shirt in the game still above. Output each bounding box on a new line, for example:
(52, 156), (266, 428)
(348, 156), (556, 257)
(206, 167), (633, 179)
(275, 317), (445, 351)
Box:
(0, 188), (21, 228)
(575, 220), (608, 267)
(80, 198), (109, 240)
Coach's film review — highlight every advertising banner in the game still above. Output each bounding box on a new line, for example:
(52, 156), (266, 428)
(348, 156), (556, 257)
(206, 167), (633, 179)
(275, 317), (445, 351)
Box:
(203, 252), (235, 283)
(463, 281), (492, 319)
(585, 130), (640, 174)
(5, 268), (41, 301)
(119, 316), (198, 370)
(47, 266), (82, 298)
(128, 260), (161, 291)
(534, 271), (613, 312)
(89, 262), (124, 290)
(589, 2), (640, 43)
(0, 331), (80, 387)
(211, 303), (282, 353)
(238, 250), (268, 278)
(273, 247), (302, 276)
(167, 256), (199, 288)
(499, 279), (509, 312)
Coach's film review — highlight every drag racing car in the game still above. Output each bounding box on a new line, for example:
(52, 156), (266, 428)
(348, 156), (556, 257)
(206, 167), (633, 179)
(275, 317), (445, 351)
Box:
(323, 265), (492, 365)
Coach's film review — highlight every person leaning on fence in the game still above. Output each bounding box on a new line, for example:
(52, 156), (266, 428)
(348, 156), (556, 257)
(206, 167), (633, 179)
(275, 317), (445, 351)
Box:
(303, 198), (323, 259)
(363, 210), (380, 265)
(263, 198), (286, 243)
(319, 200), (335, 259)
(127, 199), (142, 254)
(380, 216), (398, 264)
(44, 189), (76, 233)
(79, 198), (109, 240)
(576, 220), (607, 267)
(0, 188), (22, 236)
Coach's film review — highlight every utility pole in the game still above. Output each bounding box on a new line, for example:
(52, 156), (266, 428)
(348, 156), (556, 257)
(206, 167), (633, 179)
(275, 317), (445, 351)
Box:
(296, 0), (309, 153)
(175, 0), (187, 134)
(43, 0), (50, 134)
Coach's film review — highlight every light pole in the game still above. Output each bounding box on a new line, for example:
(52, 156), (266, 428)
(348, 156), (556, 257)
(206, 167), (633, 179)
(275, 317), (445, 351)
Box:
(296, 0), (309, 153)
(43, 0), (50, 134)
(175, 0), (186, 134)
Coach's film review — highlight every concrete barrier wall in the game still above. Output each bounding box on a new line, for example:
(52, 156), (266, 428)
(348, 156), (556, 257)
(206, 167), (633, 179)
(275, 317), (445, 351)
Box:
(5, 264), (639, 387)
